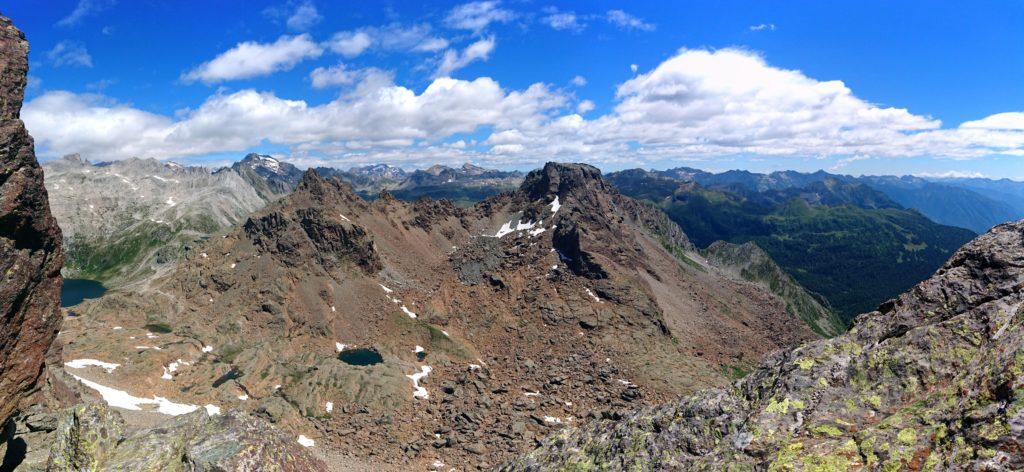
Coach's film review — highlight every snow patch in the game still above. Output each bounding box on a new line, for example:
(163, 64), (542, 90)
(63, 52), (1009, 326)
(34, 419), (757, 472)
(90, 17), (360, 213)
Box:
(407, 365), (432, 399)
(543, 416), (563, 425)
(297, 435), (315, 447)
(494, 219), (538, 238)
(150, 175), (179, 183)
(335, 342), (348, 352)
(70, 374), (199, 415)
(401, 305), (417, 319)
(112, 326), (123, 330)
(65, 359), (120, 373)
(202, 345), (214, 353)
(204, 404), (221, 415)
(165, 197), (176, 206)
(549, 196), (561, 213)
(379, 283), (393, 293)
(584, 288), (602, 303)
(414, 345), (425, 354)
(339, 214), (350, 222)
(161, 359), (189, 380)
(237, 394), (249, 401)
(325, 401), (333, 413)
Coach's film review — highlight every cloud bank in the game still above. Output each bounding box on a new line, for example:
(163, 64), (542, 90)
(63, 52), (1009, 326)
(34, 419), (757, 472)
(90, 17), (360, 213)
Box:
(24, 48), (1024, 168)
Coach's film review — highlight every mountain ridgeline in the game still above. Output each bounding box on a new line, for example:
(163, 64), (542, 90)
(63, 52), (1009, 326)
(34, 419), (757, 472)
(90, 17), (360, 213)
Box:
(43, 155), (523, 288)
(607, 168), (980, 321)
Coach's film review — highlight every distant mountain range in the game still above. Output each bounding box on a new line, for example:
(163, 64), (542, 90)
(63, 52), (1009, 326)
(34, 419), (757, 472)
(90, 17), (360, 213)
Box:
(44, 154), (280, 287)
(658, 167), (1024, 233)
(606, 168), (979, 321)
(43, 155), (525, 287)
(317, 162), (524, 205)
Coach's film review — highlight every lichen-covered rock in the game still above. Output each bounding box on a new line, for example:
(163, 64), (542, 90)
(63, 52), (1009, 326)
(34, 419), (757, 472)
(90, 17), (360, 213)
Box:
(47, 404), (325, 471)
(0, 13), (64, 427)
(504, 220), (1024, 471)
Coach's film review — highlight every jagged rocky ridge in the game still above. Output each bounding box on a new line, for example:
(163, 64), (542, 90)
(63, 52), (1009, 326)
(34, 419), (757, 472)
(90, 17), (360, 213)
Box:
(58, 163), (823, 468)
(504, 220), (1024, 470)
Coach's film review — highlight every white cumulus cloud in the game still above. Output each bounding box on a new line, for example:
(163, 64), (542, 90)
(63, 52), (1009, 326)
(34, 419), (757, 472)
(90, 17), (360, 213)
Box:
(287, 1), (322, 31)
(445, 1), (515, 32)
(327, 23), (449, 58)
(57, 0), (116, 27)
(542, 8), (583, 32)
(435, 36), (496, 77)
(183, 34), (323, 83)
(607, 10), (655, 32)
(47, 41), (93, 68)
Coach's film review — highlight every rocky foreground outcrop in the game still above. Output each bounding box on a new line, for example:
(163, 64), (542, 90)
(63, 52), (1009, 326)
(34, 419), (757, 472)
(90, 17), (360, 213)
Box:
(504, 220), (1024, 470)
(47, 404), (324, 471)
(0, 14), (64, 428)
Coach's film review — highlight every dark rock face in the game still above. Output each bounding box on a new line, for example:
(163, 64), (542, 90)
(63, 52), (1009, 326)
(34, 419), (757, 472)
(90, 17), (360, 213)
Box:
(0, 15), (64, 427)
(244, 170), (382, 273)
(505, 220), (1024, 471)
(47, 404), (326, 470)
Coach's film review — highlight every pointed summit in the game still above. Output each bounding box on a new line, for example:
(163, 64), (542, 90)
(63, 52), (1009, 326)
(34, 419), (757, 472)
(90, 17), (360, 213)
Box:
(294, 168), (364, 207)
(230, 153), (303, 198)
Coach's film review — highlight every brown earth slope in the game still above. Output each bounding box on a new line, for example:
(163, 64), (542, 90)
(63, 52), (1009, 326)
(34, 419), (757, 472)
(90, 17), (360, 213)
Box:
(60, 162), (819, 468)
(504, 220), (1024, 470)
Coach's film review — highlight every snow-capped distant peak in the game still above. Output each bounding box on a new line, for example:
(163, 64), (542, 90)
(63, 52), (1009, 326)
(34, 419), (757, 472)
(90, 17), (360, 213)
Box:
(249, 155), (281, 173)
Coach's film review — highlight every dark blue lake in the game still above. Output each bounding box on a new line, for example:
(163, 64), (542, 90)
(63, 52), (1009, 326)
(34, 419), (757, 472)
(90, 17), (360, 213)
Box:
(338, 348), (384, 366)
(61, 278), (107, 307)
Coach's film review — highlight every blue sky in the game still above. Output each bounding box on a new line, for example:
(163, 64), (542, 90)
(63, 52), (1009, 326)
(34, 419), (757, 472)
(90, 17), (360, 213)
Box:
(6, 1), (1024, 179)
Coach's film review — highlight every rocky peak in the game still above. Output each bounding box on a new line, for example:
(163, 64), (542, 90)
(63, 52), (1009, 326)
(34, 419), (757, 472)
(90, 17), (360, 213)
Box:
(519, 162), (614, 202)
(60, 153), (86, 165)
(240, 153), (283, 174)
(460, 162), (488, 175)
(230, 153), (303, 198)
(0, 13), (65, 428)
(423, 164), (450, 176)
(294, 168), (362, 205)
